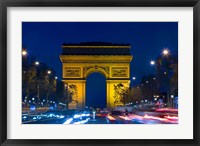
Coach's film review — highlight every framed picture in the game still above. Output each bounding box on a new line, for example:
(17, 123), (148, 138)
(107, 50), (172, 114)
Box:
(0, 0), (199, 145)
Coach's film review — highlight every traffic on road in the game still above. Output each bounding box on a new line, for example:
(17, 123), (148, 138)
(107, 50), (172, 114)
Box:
(22, 106), (178, 124)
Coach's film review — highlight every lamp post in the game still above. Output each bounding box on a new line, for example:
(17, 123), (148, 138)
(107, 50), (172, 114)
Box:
(162, 48), (172, 107)
(34, 61), (40, 109)
(22, 49), (28, 103)
(46, 70), (51, 107)
(171, 95), (174, 108)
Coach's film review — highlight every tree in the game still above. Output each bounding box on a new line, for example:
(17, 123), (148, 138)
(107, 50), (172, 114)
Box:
(170, 63), (178, 92)
(156, 54), (178, 106)
(140, 75), (159, 101)
(122, 87), (143, 104)
(22, 50), (58, 107)
(56, 81), (64, 101)
(22, 63), (37, 102)
(130, 87), (142, 103)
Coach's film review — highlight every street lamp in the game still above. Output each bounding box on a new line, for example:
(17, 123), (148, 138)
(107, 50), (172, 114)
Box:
(162, 48), (169, 56)
(55, 76), (58, 80)
(132, 77), (136, 80)
(171, 95), (174, 108)
(22, 50), (27, 56)
(47, 70), (51, 74)
(35, 61), (40, 66)
(150, 60), (155, 66)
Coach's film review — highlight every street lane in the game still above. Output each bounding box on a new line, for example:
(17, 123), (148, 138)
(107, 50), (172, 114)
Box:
(23, 108), (178, 124)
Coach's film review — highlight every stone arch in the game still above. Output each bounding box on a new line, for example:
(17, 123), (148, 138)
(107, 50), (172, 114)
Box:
(84, 66), (109, 79)
(60, 42), (133, 109)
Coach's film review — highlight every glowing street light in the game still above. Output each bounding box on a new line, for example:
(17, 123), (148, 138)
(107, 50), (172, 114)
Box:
(55, 76), (58, 80)
(162, 48), (169, 56)
(132, 77), (136, 80)
(146, 81), (149, 83)
(22, 50), (27, 56)
(150, 60), (155, 66)
(47, 70), (51, 74)
(35, 61), (40, 65)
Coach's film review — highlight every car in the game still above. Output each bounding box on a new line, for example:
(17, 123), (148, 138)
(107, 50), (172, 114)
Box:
(73, 113), (83, 121)
(96, 108), (101, 116)
(106, 111), (124, 124)
(81, 111), (91, 120)
(101, 111), (108, 116)
(106, 110), (133, 124)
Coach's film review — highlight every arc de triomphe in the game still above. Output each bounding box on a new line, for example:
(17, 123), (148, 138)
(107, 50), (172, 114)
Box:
(60, 42), (133, 109)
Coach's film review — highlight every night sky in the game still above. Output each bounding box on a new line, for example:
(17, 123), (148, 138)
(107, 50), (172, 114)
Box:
(22, 22), (178, 108)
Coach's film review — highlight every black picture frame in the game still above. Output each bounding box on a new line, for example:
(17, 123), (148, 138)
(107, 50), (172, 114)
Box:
(0, 0), (199, 146)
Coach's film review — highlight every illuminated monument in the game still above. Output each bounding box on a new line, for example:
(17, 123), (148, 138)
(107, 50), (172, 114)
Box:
(60, 42), (133, 109)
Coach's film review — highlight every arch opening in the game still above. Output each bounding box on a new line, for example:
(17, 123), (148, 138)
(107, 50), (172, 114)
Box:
(86, 72), (106, 109)
(84, 67), (109, 79)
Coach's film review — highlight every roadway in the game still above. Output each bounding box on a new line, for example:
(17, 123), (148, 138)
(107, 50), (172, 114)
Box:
(22, 108), (178, 124)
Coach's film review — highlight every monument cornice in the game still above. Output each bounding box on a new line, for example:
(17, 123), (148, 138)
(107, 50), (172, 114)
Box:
(60, 55), (133, 63)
